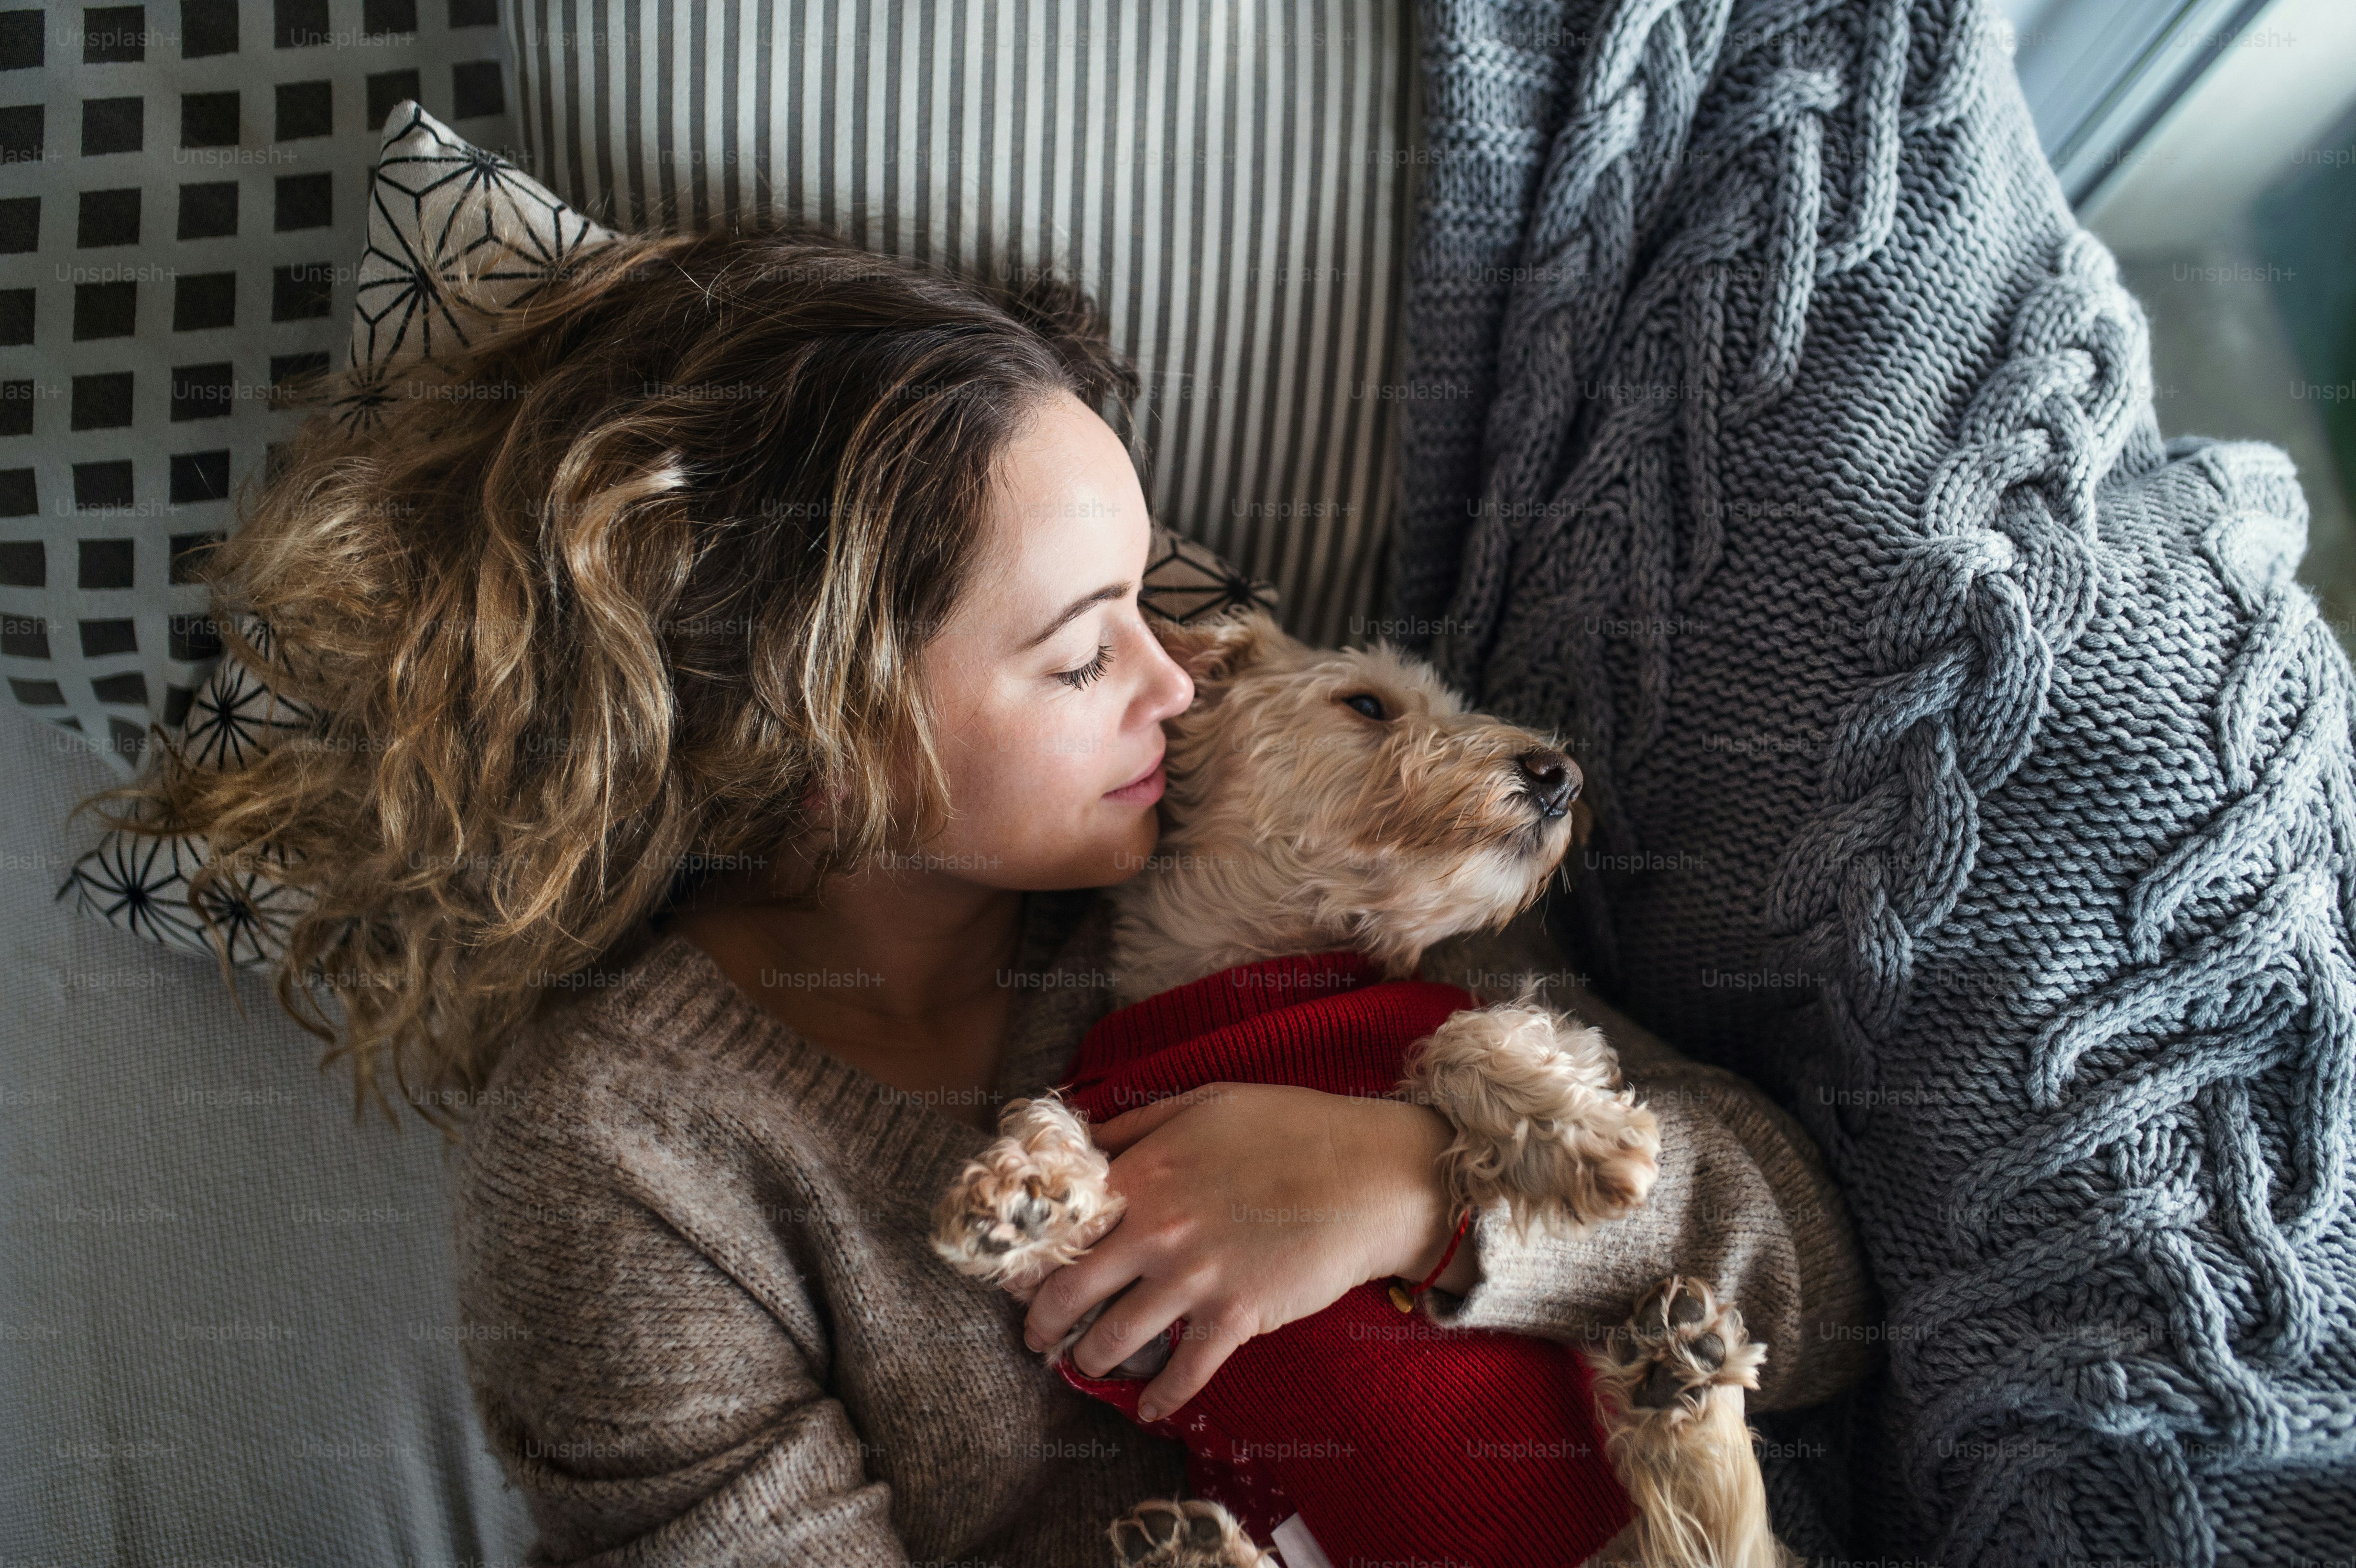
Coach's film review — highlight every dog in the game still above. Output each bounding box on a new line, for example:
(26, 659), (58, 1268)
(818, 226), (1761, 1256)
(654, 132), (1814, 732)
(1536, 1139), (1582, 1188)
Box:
(931, 606), (1790, 1568)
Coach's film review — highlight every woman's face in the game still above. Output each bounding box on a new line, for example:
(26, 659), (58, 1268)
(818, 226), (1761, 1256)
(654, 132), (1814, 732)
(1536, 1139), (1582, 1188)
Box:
(910, 389), (1198, 890)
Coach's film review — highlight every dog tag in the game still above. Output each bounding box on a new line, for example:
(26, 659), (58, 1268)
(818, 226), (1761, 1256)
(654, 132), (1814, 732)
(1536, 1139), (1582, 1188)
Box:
(1386, 1281), (1414, 1313)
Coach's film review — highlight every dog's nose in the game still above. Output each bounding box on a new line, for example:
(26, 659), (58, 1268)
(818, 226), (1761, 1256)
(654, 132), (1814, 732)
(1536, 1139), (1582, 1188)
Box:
(1515, 749), (1580, 818)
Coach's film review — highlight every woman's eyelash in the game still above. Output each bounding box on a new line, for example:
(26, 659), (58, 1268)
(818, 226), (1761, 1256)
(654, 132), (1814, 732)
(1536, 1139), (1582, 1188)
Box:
(1057, 641), (1116, 689)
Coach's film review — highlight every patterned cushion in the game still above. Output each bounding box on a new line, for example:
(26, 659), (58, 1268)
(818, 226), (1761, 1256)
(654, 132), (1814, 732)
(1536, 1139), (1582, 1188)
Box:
(346, 100), (617, 376)
(62, 103), (1278, 964)
(0, 2), (518, 774)
(497, 0), (1416, 650)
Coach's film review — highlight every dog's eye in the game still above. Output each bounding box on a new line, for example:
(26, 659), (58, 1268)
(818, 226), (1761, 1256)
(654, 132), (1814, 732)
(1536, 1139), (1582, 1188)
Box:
(1341, 693), (1387, 720)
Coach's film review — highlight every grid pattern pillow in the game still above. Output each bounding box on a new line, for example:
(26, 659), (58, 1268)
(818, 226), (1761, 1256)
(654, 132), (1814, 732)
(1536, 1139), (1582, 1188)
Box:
(0, 0), (519, 776)
(60, 102), (1280, 964)
(499, 0), (1419, 651)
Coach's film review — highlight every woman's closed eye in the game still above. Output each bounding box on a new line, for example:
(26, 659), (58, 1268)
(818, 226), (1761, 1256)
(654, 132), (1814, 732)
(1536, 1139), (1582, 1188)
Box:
(1058, 640), (1117, 689)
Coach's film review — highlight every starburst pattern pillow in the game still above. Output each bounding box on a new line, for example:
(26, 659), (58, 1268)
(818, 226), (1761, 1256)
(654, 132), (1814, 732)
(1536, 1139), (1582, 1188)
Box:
(59, 102), (1276, 967)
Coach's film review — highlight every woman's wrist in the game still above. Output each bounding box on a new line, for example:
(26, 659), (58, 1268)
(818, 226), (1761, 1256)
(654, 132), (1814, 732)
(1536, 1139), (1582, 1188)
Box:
(1361, 1098), (1481, 1296)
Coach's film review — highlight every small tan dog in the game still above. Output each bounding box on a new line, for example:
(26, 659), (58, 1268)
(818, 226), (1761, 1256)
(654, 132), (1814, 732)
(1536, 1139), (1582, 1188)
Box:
(933, 606), (1792, 1568)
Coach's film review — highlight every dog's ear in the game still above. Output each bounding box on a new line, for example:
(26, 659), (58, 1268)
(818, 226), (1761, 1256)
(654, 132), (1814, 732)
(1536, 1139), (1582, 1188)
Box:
(1148, 607), (1282, 707)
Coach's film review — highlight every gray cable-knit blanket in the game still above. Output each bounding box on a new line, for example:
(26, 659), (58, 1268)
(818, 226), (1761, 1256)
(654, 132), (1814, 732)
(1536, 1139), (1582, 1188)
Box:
(1392, 0), (2356, 1561)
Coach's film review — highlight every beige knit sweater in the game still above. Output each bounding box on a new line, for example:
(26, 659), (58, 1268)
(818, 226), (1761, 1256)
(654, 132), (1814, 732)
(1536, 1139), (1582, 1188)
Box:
(450, 886), (1880, 1565)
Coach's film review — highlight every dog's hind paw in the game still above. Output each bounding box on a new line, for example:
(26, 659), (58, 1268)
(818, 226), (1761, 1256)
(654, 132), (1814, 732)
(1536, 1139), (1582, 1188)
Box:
(1586, 1277), (1793, 1568)
(1107, 1499), (1274, 1568)
(1597, 1275), (1768, 1422)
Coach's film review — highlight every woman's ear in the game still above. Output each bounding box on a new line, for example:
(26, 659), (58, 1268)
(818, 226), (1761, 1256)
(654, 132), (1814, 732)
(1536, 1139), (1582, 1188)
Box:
(1147, 607), (1285, 708)
(797, 778), (853, 821)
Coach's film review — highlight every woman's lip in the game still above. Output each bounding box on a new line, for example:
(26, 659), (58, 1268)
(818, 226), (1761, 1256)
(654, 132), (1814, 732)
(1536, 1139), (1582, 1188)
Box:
(1106, 754), (1167, 800)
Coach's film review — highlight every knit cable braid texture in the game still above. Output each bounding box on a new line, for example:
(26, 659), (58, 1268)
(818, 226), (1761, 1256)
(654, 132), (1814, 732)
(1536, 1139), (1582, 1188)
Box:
(1392, 0), (2356, 1561)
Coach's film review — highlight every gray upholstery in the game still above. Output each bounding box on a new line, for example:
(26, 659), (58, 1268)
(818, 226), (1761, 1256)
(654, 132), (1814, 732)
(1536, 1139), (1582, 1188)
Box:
(0, 703), (530, 1564)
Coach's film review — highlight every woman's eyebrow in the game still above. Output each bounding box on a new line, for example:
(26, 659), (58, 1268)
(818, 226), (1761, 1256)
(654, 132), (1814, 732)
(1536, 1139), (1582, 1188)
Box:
(1017, 581), (1133, 651)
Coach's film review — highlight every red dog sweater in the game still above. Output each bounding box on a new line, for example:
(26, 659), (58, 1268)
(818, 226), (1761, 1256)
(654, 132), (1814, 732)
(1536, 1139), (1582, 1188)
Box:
(1053, 950), (1634, 1568)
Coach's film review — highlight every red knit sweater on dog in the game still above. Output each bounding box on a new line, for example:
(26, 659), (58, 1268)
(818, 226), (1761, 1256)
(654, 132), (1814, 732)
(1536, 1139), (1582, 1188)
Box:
(1053, 950), (1634, 1567)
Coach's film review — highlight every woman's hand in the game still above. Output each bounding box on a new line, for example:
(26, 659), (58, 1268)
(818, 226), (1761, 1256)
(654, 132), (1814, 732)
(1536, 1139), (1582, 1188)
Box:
(1018, 1081), (1478, 1422)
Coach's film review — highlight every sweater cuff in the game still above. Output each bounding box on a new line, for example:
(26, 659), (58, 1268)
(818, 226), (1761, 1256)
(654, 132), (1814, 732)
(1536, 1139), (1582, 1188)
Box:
(1411, 912), (1882, 1411)
(1413, 1165), (1678, 1359)
(1410, 1068), (1882, 1412)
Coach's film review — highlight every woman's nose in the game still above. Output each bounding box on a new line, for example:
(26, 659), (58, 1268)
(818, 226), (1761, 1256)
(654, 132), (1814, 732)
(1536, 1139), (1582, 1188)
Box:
(1146, 625), (1196, 716)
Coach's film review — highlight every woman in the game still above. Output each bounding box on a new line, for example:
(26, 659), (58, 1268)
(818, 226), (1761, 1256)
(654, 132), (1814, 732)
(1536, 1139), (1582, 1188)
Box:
(96, 222), (1876, 1563)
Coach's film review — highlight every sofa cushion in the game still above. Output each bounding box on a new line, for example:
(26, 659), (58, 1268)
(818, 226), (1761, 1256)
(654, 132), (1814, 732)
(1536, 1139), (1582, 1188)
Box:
(60, 103), (1280, 966)
(497, 0), (1416, 650)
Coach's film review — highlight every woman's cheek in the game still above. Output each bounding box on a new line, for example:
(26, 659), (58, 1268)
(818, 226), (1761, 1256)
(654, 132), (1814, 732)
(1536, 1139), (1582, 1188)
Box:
(985, 715), (1075, 803)
(986, 709), (1047, 766)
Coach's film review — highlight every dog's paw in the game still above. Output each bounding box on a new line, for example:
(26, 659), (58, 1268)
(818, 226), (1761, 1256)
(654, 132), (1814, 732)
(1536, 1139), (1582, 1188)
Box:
(930, 1093), (1123, 1293)
(1587, 1278), (1793, 1568)
(1597, 1275), (1768, 1423)
(1569, 1092), (1664, 1219)
(1107, 1499), (1274, 1568)
(1402, 1002), (1662, 1236)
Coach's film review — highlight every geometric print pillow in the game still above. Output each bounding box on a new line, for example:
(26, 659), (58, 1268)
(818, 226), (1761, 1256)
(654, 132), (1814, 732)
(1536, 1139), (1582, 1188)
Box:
(340, 101), (618, 403)
(0, 11), (517, 774)
(61, 104), (1279, 964)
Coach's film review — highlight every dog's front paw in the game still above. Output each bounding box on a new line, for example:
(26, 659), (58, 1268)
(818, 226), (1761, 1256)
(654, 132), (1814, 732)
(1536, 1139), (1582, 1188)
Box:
(1402, 1002), (1662, 1236)
(1596, 1275), (1768, 1423)
(930, 1092), (1124, 1294)
(1108, 1499), (1274, 1568)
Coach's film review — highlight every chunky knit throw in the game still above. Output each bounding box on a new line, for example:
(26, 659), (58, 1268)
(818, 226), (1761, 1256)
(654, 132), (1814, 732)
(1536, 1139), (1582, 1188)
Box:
(1053, 951), (1633, 1567)
(1391, 0), (2356, 1561)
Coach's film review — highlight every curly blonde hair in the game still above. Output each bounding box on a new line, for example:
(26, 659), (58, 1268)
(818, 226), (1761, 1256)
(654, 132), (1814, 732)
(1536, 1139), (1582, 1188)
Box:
(76, 221), (1138, 1136)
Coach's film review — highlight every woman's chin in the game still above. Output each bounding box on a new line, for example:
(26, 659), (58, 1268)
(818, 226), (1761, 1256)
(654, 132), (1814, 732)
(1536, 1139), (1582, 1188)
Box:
(1006, 819), (1160, 891)
(1094, 810), (1164, 883)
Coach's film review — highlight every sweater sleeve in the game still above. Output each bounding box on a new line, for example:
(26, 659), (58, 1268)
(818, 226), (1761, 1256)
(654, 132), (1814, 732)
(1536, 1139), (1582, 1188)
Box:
(1412, 912), (1883, 1413)
(450, 1086), (913, 1567)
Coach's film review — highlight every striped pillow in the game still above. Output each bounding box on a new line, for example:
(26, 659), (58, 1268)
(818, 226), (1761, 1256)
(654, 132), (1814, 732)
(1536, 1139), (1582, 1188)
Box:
(500, 0), (1417, 649)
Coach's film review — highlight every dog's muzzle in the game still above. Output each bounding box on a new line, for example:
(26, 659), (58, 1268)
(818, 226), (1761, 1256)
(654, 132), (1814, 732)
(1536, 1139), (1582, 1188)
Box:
(1514, 749), (1581, 819)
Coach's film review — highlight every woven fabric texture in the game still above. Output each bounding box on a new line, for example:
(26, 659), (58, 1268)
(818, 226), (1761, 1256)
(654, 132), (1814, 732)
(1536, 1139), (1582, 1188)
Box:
(0, 701), (531, 1567)
(1392, 0), (2356, 1561)
(498, 0), (1418, 649)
